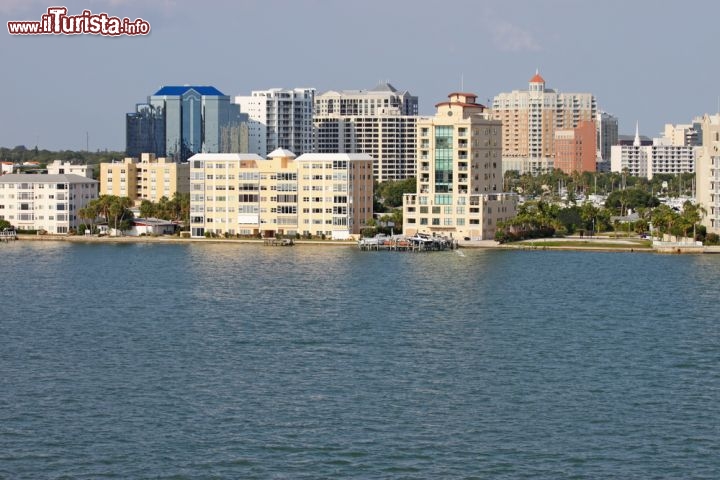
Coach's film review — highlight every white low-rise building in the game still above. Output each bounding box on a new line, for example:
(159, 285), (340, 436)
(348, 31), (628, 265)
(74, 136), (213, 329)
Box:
(0, 173), (99, 233)
(47, 160), (93, 178)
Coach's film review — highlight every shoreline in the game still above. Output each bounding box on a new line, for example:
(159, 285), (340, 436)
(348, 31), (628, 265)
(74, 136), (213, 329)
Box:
(9, 233), (663, 252)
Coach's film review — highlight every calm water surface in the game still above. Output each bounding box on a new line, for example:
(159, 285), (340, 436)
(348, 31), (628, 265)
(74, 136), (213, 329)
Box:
(1, 242), (718, 479)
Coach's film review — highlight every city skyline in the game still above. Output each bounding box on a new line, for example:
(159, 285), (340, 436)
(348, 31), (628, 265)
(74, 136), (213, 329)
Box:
(2, 0), (720, 151)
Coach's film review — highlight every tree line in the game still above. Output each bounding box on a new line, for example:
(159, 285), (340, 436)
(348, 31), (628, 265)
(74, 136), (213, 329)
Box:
(1, 145), (126, 166)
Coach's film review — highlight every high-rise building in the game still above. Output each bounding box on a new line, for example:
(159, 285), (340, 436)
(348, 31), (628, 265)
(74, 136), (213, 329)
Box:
(554, 120), (597, 174)
(694, 114), (720, 233)
(491, 71), (597, 174)
(663, 122), (701, 147)
(234, 88), (315, 157)
(315, 82), (418, 116)
(0, 174), (99, 234)
(315, 83), (419, 182)
(188, 149), (374, 239)
(126, 86), (248, 161)
(596, 111), (618, 172)
(402, 93), (517, 240)
(126, 103), (165, 159)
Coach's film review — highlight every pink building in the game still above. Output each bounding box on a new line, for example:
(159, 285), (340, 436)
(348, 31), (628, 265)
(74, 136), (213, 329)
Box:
(554, 120), (597, 174)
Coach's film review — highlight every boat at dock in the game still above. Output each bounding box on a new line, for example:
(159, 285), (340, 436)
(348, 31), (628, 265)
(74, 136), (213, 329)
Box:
(358, 233), (455, 252)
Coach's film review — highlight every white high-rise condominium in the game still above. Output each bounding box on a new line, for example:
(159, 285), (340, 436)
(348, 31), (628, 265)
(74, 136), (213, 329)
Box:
(315, 83), (419, 182)
(234, 88), (315, 157)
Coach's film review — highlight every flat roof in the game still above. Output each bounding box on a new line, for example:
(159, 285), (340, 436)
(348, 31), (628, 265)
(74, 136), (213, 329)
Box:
(295, 153), (375, 162)
(0, 173), (98, 184)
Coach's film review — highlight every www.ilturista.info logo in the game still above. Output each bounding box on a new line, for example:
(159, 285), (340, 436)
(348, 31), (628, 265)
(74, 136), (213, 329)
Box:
(7, 6), (150, 36)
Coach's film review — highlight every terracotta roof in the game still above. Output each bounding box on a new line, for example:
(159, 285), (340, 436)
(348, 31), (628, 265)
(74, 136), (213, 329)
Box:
(434, 102), (486, 109)
(529, 72), (545, 83)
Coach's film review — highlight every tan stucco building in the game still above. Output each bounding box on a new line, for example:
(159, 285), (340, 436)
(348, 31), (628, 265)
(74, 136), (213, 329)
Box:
(100, 153), (189, 204)
(189, 150), (374, 239)
(402, 93), (517, 240)
(695, 114), (720, 234)
(491, 72), (596, 174)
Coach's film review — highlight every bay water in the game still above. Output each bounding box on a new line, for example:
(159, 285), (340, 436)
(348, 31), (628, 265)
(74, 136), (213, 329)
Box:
(1, 242), (718, 478)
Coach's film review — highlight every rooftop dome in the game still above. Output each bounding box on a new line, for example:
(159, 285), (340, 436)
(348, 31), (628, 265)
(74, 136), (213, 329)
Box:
(529, 70), (545, 83)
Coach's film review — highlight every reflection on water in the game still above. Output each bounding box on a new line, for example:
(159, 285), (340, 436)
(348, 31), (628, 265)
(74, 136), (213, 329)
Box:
(1, 243), (719, 478)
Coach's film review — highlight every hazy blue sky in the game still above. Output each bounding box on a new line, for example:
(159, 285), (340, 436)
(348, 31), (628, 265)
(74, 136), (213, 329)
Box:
(2, 0), (719, 151)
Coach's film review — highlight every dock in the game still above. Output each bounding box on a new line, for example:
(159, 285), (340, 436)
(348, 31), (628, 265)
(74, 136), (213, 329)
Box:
(0, 230), (17, 242)
(358, 234), (456, 252)
(263, 237), (294, 247)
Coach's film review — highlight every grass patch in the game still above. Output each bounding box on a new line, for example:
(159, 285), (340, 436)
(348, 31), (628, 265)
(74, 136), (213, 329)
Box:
(519, 239), (652, 249)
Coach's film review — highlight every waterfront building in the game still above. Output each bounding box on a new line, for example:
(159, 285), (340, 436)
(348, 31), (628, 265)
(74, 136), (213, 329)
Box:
(188, 150), (374, 239)
(695, 114), (720, 234)
(596, 111), (618, 172)
(315, 83), (419, 182)
(234, 88), (315, 157)
(126, 86), (248, 161)
(491, 71), (597, 174)
(46, 160), (93, 178)
(0, 173), (98, 234)
(553, 120), (597, 174)
(1, 162), (14, 175)
(611, 124), (695, 180)
(402, 93), (517, 240)
(100, 153), (189, 204)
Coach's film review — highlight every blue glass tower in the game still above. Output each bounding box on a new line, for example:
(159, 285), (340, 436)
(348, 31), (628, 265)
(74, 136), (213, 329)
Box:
(126, 86), (246, 161)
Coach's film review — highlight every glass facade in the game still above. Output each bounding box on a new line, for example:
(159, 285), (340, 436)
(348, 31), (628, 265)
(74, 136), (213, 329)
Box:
(127, 86), (247, 162)
(434, 126), (453, 193)
(126, 104), (165, 158)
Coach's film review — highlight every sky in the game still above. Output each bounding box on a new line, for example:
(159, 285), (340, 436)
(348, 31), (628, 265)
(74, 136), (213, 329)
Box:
(2, 0), (720, 152)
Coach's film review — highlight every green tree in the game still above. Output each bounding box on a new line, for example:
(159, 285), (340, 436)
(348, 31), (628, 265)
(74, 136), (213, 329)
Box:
(376, 178), (416, 209)
(107, 196), (134, 234)
(677, 201), (706, 239)
(139, 200), (156, 219)
(78, 201), (99, 233)
(650, 204), (679, 238)
(605, 189), (659, 215)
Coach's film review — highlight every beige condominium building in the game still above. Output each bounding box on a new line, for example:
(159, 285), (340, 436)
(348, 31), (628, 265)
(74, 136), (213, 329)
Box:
(189, 149), (374, 239)
(491, 71), (596, 174)
(0, 173), (98, 233)
(695, 114), (720, 234)
(402, 93), (517, 240)
(100, 153), (189, 204)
